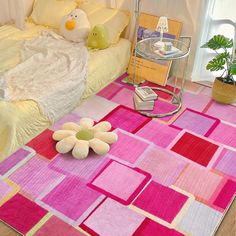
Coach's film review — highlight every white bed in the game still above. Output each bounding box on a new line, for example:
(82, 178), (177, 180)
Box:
(0, 22), (131, 160)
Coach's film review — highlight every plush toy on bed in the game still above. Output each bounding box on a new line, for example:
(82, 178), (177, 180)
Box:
(52, 118), (118, 159)
(87, 24), (110, 49)
(60, 9), (91, 42)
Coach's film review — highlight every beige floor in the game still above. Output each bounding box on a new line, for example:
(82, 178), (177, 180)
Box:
(216, 198), (236, 236)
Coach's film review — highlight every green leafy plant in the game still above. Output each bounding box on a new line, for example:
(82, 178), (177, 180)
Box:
(201, 34), (236, 85)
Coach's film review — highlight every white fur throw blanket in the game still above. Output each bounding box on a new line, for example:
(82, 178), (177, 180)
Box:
(0, 32), (88, 122)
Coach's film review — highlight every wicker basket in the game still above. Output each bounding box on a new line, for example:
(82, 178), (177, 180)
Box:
(212, 78), (236, 104)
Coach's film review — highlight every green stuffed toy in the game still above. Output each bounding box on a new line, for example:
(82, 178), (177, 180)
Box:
(87, 24), (110, 49)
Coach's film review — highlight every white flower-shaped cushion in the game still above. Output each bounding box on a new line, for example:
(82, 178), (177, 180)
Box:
(52, 118), (118, 159)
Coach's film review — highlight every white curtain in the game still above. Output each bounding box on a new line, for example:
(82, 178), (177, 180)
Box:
(192, 0), (236, 82)
(0, 0), (25, 29)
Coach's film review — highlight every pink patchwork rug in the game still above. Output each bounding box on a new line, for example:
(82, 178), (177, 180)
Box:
(0, 74), (235, 236)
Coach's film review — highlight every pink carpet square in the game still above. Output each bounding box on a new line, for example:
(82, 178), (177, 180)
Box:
(52, 113), (81, 131)
(133, 218), (184, 236)
(214, 149), (236, 178)
(111, 87), (135, 108)
(133, 181), (188, 223)
(74, 95), (118, 121)
(182, 92), (211, 111)
(109, 130), (149, 165)
(27, 129), (58, 160)
(10, 156), (62, 198)
(0, 148), (32, 175)
(171, 132), (219, 167)
(100, 105), (151, 133)
(172, 109), (219, 136)
(42, 177), (101, 221)
(136, 120), (180, 148)
(49, 152), (108, 180)
(152, 100), (179, 122)
(209, 123), (236, 148)
(205, 101), (236, 124)
(0, 181), (12, 199)
(97, 83), (123, 99)
(34, 216), (84, 236)
(89, 161), (151, 205)
(0, 194), (47, 234)
(174, 165), (223, 201)
(81, 198), (145, 236)
(137, 145), (187, 186)
(213, 180), (236, 210)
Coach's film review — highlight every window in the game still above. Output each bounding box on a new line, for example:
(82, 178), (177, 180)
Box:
(192, 0), (236, 82)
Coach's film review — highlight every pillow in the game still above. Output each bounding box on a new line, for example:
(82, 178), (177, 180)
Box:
(60, 9), (90, 42)
(79, 1), (130, 44)
(31, 0), (77, 28)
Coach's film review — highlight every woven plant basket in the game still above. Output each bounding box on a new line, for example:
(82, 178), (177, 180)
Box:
(212, 78), (236, 104)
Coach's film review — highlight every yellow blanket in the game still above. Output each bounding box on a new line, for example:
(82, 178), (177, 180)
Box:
(0, 23), (131, 161)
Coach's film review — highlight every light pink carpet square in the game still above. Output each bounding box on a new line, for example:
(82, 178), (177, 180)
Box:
(209, 123), (236, 148)
(109, 130), (149, 165)
(82, 198), (145, 236)
(174, 165), (223, 201)
(205, 102), (236, 124)
(111, 87), (135, 109)
(172, 109), (219, 136)
(90, 161), (150, 204)
(214, 149), (236, 178)
(136, 120), (180, 148)
(137, 145), (187, 186)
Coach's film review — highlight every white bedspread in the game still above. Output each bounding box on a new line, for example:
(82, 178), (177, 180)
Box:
(0, 32), (88, 122)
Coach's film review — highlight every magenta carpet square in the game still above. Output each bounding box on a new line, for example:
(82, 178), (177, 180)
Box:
(209, 123), (236, 148)
(0, 148), (31, 175)
(205, 101), (236, 124)
(10, 156), (62, 198)
(42, 177), (101, 221)
(111, 87), (135, 109)
(152, 99), (180, 122)
(137, 145), (187, 186)
(133, 218), (184, 236)
(81, 198), (145, 236)
(172, 109), (219, 136)
(34, 216), (84, 236)
(214, 149), (236, 178)
(171, 132), (219, 167)
(213, 180), (236, 210)
(97, 83), (123, 99)
(133, 181), (188, 223)
(89, 161), (151, 205)
(137, 120), (180, 148)
(174, 164), (223, 201)
(109, 129), (149, 165)
(49, 152), (108, 180)
(100, 105), (151, 133)
(0, 193), (47, 234)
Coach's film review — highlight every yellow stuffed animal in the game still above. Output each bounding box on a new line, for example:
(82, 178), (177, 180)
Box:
(60, 9), (90, 42)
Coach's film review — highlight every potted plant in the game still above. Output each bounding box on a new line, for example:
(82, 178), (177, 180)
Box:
(201, 34), (236, 104)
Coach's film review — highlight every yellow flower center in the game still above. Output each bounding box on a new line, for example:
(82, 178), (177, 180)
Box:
(76, 129), (94, 141)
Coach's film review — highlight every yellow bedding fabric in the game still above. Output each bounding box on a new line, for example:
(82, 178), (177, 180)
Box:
(0, 23), (131, 161)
